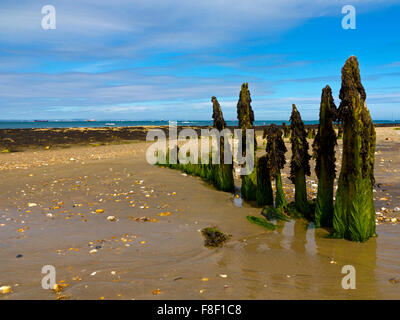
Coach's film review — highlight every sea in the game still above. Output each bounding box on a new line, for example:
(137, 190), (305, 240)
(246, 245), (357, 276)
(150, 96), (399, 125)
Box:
(0, 120), (398, 129)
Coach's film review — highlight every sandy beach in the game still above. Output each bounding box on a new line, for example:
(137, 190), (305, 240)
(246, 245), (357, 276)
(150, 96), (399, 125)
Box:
(1, 126), (400, 300)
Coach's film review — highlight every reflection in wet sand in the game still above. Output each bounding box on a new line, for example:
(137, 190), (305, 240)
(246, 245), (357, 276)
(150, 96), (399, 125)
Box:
(314, 229), (378, 299)
(213, 217), (387, 299)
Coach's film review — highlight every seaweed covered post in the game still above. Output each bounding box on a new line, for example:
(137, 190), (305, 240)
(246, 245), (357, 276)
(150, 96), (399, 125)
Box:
(333, 56), (376, 242)
(289, 104), (311, 217)
(212, 96), (226, 131)
(312, 85), (337, 227)
(264, 123), (287, 209)
(256, 155), (274, 206)
(237, 83), (257, 201)
(282, 122), (290, 138)
(211, 96), (234, 192)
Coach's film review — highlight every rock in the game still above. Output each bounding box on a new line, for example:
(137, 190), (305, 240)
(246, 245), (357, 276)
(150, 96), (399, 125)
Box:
(106, 215), (116, 222)
(0, 286), (11, 294)
(28, 203), (37, 207)
(16, 254), (23, 258)
(389, 277), (400, 284)
(52, 283), (69, 294)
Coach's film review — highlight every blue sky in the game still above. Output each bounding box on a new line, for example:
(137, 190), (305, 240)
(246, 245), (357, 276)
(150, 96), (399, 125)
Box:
(1, 0), (400, 120)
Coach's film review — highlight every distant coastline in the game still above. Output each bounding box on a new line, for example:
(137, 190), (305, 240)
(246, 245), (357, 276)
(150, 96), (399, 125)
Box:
(1, 122), (399, 152)
(0, 119), (399, 129)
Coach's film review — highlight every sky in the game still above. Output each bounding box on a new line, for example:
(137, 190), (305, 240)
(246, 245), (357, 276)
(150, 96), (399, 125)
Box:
(0, 0), (400, 121)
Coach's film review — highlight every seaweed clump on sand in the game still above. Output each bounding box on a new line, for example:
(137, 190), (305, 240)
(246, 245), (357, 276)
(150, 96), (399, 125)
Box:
(289, 104), (311, 218)
(312, 85), (337, 227)
(237, 83), (257, 201)
(201, 227), (230, 248)
(333, 56), (376, 242)
(246, 215), (276, 230)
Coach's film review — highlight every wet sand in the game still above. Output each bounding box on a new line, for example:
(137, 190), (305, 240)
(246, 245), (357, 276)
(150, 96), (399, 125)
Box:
(0, 127), (399, 299)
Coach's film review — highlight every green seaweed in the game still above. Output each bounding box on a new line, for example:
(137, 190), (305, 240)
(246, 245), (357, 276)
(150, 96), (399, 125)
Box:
(246, 215), (276, 230)
(312, 85), (337, 228)
(261, 205), (291, 222)
(282, 122), (290, 138)
(212, 96), (226, 131)
(241, 164), (257, 201)
(157, 96), (234, 192)
(333, 56), (376, 242)
(201, 227), (230, 248)
(237, 83), (258, 200)
(289, 104), (311, 217)
(264, 124), (287, 208)
(274, 171), (287, 209)
(285, 202), (302, 218)
(256, 155), (274, 206)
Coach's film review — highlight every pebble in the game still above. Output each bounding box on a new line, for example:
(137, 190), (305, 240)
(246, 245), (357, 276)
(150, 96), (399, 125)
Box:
(389, 277), (400, 284)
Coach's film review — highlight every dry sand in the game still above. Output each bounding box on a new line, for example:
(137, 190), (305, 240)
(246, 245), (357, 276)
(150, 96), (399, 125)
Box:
(0, 127), (399, 299)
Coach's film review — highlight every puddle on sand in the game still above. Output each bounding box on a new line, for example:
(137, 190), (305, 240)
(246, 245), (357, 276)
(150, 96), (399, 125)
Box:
(213, 218), (400, 299)
(233, 189), (242, 207)
(225, 191), (400, 299)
